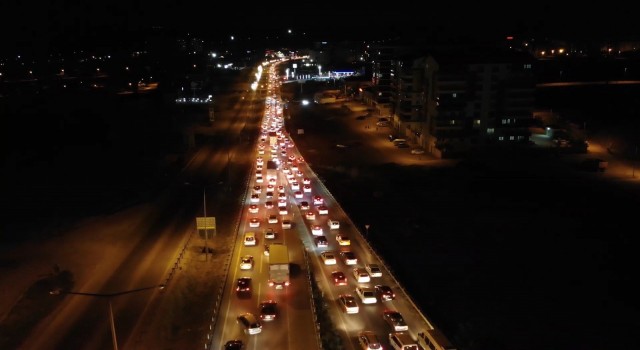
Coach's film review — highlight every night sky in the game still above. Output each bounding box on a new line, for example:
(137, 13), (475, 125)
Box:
(2, 1), (638, 54)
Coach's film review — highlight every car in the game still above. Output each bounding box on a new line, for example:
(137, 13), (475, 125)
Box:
(311, 225), (323, 236)
(281, 219), (292, 229)
(315, 235), (329, 248)
(278, 192), (287, 200)
(278, 199), (287, 208)
(355, 287), (377, 304)
(279, 207), (288, 215)
(336, 234), (351, 246)
(331, 271), (348, 286)
(249, 218), (260, 228)
(303, 184), (312, 193)
(239, 255), (254, 270)
(365, 263), (382, 277)
(352, 268), (371, 283)
(328, 220), (340, 230)
(294, 191), (303, 199)
(303, 178), (311, 185)
(338, 294), (359, 314)
(268, 178), (277, 185)
(340, 251), (357, 265)
(410, 148), (425, 155)
(256, 157), (264, 165)
(375, 285), (396, 301)
(317, 205), (329, 215)
(264, 228), (276, 239)
(248, 204), (259, 214)
(264, 201), (274, 209)
(300, 201), (310, 210)
(358, 331), (382, 350)
(243, 232), (256, 246)
(253, 185), (262, 194)
(313, 196), (324, 205)
(259, 300), (278, 321)
(305, 211), (316, 221)
(236, 277), (251, 293)
(320, 251), (337, 265)
(383, 309), (409, 331)
(278, 185), (286, 193)
(223, 340), (244, 350)
(250, 194), (260, 203)
(388, 134), (398, 142)
(255, 176), (263, 183)
(265, 191), (274, 199)
(290, 182), (300, 191)
(268, 215), (278, 224)
(237, 312), (262, 335)
(297, 156), (305, 163)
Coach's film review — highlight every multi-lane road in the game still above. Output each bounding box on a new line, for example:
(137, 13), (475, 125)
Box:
(211, 61), (446, 350)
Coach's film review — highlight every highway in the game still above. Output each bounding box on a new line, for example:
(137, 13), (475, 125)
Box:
(211, 60), (446, 350)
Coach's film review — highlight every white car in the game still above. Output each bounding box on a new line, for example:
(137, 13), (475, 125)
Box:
(281, 220), (292, 229)
(264, 228), (276, 239)
(279, 207), (288, 215)
(352, 268), (371, 283)
(302, 178), (310, 185)
(278, 186), (285, 194)
(248, 204), (259, 214)
(303, 184), (312, 193)
(268, 215), (278, 224)
(311, 225), (323, 236)
(339, 294), (359, 314)
(365, 264), (382, 278)
(313, 196), (323, 205)
(239, 255), (254, 270)
(255, 176), (263, 183)
(250, 194), (260, 203)
(253, 185), (262, 194)
(290, 182), (300, 191)
(256, 157), (264, 165)
(317, 206), (329, 215)
(355, 287), (377, 304)
(249, 218), (260, 228)
(294, 191), (303, 199)
(244, 232), (257, 246)
(305, 211), (316, 221)
(320, 251), (337, 265)
(300, 201), (310, 210)
(328, 220), (340, 230)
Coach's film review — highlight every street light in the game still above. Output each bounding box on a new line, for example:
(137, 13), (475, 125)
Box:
(52, 284), (165, 350)
(365, 224), (370, 239)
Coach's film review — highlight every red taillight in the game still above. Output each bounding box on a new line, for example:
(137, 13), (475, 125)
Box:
(284, 281), (290, 286)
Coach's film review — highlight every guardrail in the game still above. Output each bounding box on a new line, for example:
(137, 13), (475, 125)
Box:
(302, 248), (324, 350)
(305, 164), (437, 332)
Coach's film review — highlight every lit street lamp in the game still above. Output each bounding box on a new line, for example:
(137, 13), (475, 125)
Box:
(51, 284), (165, 350)
(365, 224), (370, 239)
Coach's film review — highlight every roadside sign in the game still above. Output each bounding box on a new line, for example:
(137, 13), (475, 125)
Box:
(196, 217), (216, 230)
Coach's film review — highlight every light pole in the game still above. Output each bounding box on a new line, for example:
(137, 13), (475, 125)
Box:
(203, 188), (209, 260)
(365, 224), (370, 239)
(53, 285), (165, 350)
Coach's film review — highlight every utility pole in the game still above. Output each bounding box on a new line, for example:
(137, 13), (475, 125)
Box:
(53, 285), (165, 350)
(203, 188), (208, 260)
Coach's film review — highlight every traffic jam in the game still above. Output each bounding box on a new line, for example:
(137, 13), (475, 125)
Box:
(238, 61), (451, 350)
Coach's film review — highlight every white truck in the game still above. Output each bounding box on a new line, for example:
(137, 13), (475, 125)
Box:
(268, 244), (290, 289)
(266, 160), (278, 181)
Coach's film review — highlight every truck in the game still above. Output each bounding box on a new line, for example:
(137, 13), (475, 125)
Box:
(268, 244), (290, 289)
(266, 160), (278, 181)
(269, 131), (278, 148)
